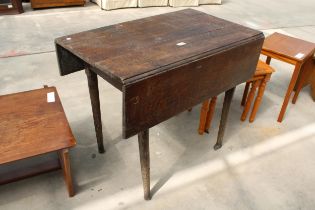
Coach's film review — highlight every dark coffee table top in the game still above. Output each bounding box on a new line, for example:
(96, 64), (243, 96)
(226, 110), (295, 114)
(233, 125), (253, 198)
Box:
(55, 9), (264, 138)
(0, 87), (76, 164)
(55, 9), (263, 89)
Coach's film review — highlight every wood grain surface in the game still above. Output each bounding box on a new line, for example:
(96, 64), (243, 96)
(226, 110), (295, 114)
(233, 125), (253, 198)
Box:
(123, 37), (263, 138)
(0, 87), (76, 164)
(56, 9), (264, 88)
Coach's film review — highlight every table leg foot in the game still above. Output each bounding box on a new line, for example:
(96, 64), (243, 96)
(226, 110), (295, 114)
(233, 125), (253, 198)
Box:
(213, 143), (222, 150)
(214, 87), (235, 150)
(138, 130), (151, 200)
(85, 68), (105, 154)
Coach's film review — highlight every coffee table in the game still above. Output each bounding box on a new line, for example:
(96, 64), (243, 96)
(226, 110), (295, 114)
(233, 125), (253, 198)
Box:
(0, 0), (23, 15)
(55, 9), (264, 199)
(0, 86), (76, 197)
(261, 32), (315, 122)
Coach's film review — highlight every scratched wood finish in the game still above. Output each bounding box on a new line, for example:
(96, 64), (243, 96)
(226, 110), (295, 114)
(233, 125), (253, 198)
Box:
(55, 9), (264, 200)
(55, 9), (264, 139)
(55, 9), (264, 87)
(123, 38), (263, 138)
(0, 87), (76, 164)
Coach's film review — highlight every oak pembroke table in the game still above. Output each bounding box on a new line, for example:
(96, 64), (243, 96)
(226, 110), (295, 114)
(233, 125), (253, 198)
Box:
(55, 9), (264, 200)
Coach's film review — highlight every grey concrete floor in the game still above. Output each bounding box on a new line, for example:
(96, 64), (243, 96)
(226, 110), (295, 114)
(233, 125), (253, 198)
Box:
(1, 0), (315, 209)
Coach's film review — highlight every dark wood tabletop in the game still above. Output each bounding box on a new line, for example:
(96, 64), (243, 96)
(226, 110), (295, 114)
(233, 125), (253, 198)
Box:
(0, 87), (76, 165)
(55, 9), (264, 200)
(56, 9), (263, 88)
(56, 9), (264, 138)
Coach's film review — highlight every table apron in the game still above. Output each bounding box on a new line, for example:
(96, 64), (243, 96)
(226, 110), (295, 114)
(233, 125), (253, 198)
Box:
(122, 38), (264, 138)
(261, 50), (298, 65)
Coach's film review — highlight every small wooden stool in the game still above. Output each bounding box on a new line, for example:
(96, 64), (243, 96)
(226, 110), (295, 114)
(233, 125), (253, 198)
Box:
(0, 86), (76, 197)
(198, 60), (274, 135)
(261, 33), (315, 122)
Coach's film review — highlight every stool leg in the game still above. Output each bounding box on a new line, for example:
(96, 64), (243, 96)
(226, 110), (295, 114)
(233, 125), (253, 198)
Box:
(241, 82), (250, 106)
(198, 100), (210, 135)
(278, 63), (302, 122)
(292, 68), (308, 104)
(249, 76), (269, 122)
(241, 80), (260, 121)
(214, 87), (235, 150)
(205, 97), (217, 133)
(59, 149), (74, 197)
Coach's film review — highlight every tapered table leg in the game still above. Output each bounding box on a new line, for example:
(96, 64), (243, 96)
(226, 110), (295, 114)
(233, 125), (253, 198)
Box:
(138, 130), (150, 200)
(277, 63), (302, 122)
(85, 68), (105, 153)
(58, 149), (74, 197)
(214, 87), (236, 150)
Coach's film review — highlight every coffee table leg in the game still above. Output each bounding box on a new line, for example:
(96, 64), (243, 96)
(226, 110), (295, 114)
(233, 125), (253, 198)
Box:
(58, 149), (74, 197)
(214, 87), (236, 150)
(266, 56), (271, 65)
(138, 130), (150, 200)
(277, 63), (302, 122)
(85, 68), (105, 154)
